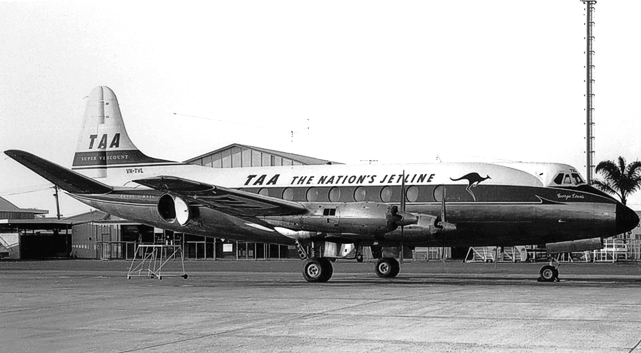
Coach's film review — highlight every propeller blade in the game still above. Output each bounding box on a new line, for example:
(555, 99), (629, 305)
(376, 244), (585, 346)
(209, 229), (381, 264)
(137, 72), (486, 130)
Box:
(400, 170), (406, 264)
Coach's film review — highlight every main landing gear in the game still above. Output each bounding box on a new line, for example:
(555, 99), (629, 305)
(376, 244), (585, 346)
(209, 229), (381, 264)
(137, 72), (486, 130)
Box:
(375, 257), (400, 278)
(303, 258), (333, 282)
(538, 258), (560, 282)
(302, 257), (402, 282)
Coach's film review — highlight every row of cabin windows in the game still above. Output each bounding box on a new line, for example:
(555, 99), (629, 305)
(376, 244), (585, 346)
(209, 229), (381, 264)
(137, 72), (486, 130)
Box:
(192, 147), (303, 168)
(247, 185), (449, 203)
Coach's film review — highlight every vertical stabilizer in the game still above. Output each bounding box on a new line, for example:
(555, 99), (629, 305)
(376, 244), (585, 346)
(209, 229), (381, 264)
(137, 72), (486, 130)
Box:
(72, 86), (177, 178)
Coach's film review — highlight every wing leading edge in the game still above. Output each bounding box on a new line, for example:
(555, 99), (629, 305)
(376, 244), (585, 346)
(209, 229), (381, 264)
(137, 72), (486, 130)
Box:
(133, 176), (308, 217)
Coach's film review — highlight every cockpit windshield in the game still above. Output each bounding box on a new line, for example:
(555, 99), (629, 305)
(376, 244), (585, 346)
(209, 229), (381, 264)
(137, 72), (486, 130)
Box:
(553, 172), (586, 186)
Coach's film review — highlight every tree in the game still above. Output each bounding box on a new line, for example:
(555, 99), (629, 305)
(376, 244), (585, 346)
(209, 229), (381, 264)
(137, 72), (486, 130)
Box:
(592, 156), (641, 206)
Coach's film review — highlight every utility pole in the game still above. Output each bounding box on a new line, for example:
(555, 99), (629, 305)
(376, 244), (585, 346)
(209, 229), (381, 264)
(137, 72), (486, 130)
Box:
(582, 0), (597, 183)
(53, 186), (61, 220)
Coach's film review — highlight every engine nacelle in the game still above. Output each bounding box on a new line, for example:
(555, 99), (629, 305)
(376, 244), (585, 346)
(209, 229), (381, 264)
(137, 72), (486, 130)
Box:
(267, 202), (418, 235)
(545, 237), (603, 254)
(157, 194), (191, 226)
(384, 214), (457, 241)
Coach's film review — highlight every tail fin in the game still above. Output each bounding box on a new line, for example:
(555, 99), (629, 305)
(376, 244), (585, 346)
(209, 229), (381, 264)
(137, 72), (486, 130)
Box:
(5, 150), (113, 194)
(72, 86), (178, 178)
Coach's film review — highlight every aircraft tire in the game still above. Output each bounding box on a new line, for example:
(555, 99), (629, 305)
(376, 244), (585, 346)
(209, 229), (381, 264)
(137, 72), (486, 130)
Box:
(303, 258), (332, 283)
(375, 258), (400, 278)
(539, 265), (559, 282)
(319, 258), (333, 282)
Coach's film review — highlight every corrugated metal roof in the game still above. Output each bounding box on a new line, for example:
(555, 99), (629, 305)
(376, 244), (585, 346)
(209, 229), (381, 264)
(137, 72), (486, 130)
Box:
(183, 143), (342, 165)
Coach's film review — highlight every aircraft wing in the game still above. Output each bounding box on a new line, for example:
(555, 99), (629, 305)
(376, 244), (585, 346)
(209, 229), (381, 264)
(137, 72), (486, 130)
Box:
(134, 176), (308, 217)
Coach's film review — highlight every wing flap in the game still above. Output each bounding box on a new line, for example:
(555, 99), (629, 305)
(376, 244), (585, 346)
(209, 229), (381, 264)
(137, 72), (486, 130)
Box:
(134, 176), (307, 216)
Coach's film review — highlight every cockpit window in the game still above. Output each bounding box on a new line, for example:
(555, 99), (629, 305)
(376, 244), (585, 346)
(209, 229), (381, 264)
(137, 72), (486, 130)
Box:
(553, 172), (586, 186)
(553, 173), (564, 185)
(571, 173), (585, 185)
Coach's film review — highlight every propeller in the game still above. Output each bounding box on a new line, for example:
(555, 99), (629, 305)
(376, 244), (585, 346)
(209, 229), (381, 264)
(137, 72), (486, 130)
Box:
(439, 184), (448, 263)
(400, 170), (406, 264)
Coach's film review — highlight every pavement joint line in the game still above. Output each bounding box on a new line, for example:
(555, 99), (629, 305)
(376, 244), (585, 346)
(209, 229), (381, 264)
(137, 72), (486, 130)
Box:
(630, 338), (641, 353)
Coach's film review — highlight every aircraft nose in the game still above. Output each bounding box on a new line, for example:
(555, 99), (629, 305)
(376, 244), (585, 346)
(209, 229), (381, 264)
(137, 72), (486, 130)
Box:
(616, 203), (639, 234)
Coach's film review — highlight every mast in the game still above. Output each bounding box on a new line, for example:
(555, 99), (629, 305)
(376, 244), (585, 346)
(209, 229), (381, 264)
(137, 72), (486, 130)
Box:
(582, 0), (597, 182)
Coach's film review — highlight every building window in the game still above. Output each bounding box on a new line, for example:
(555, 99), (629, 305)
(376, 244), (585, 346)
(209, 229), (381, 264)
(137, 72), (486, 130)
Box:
(252, 151), (262, 167)
(222, 149), (232, 168)
(204, 155), (213, 167)
(212, 153), (222, 168)
(242, 149), (251, 167)
(231, 147), (242, 168)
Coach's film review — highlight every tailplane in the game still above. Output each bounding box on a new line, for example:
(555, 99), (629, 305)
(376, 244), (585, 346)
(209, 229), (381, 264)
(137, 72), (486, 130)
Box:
(72, 86), (179, 179)
(5, 150), (113, 194)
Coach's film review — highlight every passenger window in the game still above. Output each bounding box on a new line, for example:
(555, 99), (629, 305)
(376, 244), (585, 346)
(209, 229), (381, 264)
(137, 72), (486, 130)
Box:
(406, 186), (419, 202)
(306, 188), (319, 202)
(329, 187), (341, 202)
(282, 188), (294, 201)
(354, 187), (366, 202)
(380, 186), (392, 202)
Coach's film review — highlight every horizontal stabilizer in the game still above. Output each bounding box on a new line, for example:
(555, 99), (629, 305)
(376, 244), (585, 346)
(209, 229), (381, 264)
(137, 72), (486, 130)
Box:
(5, 150), (113, 194)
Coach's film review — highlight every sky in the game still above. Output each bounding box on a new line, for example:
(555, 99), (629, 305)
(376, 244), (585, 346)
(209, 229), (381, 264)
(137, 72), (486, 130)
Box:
(1, 0), (641, 216)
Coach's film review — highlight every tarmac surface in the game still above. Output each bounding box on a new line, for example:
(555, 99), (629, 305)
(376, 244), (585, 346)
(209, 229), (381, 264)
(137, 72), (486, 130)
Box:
(1, 259), (641, 353)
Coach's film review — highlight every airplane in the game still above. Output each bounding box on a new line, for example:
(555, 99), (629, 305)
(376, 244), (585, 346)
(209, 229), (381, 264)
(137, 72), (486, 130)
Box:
(5, 86), (639, 282)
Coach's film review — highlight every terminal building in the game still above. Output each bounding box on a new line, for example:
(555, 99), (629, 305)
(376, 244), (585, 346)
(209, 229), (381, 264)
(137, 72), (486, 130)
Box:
(0, 197), (71, 259)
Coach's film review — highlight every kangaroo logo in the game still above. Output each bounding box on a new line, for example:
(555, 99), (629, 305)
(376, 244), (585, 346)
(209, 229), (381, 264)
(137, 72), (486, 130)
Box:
(450, 173), (491, 201)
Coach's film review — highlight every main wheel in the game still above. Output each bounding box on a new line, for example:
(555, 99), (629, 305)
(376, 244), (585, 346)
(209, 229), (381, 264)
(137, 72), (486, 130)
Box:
(303, 258), (333, 282)
(375, 258), (400, 278)
(539, 265), (559, 282)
